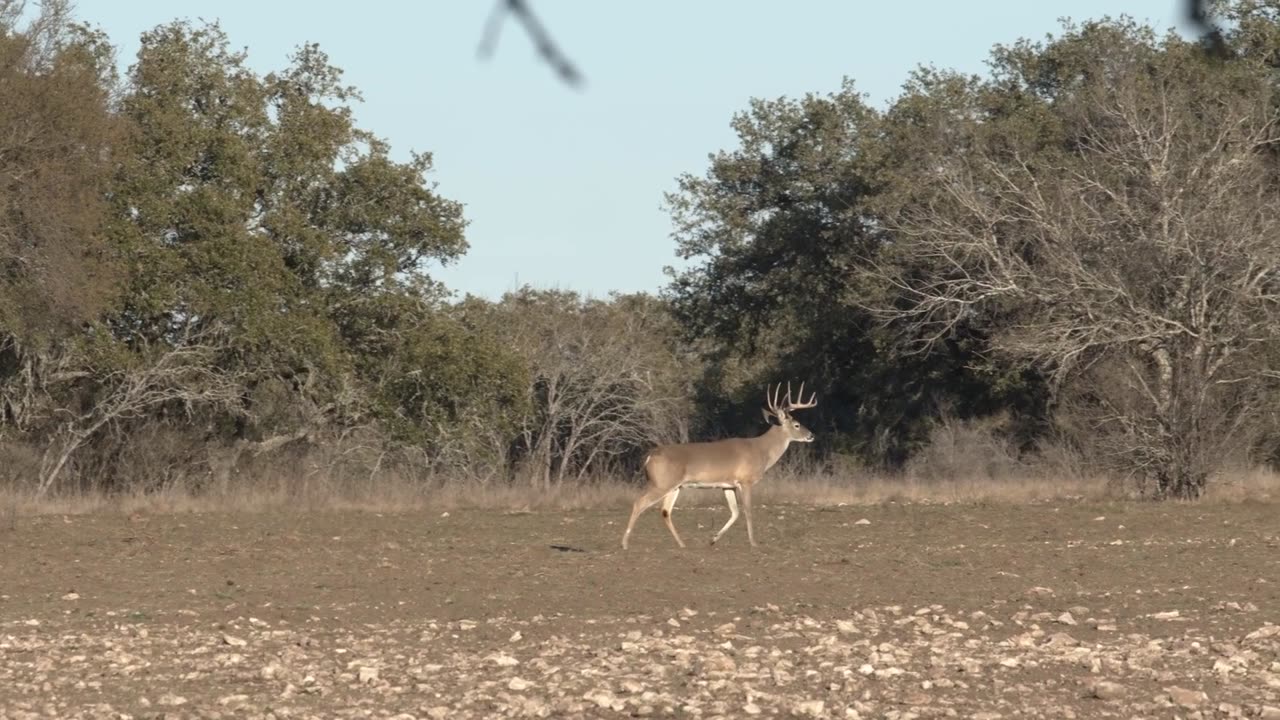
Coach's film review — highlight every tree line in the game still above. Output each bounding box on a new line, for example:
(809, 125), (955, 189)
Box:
(4, 0), (1280, 499)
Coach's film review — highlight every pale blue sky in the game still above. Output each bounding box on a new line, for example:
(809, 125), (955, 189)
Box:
(75, 1), (1188, 300)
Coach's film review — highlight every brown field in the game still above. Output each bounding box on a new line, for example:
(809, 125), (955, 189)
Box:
(1, 494), (1279, 719)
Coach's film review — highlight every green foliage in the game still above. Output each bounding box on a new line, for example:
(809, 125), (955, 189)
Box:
(1, 15), (523, 490)
(8, 1), (1280, 498)
(99, 20), (493, 453)
(0, 3), (119, 350)
(665, 79), (1046, 465)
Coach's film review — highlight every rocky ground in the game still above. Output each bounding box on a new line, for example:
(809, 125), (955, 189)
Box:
(0, 500), (1277, 718)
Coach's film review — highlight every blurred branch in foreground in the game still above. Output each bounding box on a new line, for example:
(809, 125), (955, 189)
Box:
(478, 0), (584, 88)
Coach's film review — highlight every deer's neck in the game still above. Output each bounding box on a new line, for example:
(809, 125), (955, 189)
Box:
(755, 424), (793, 472)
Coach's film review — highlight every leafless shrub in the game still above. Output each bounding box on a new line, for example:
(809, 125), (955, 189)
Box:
(480, 290), (693, 488)
(35, 327), (246, 497)
(901, 414), (1019, 483)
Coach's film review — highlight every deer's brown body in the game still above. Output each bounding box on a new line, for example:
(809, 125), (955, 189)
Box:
(621, 383), (817, 549)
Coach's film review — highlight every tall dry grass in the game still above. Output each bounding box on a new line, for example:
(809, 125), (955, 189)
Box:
(2, 416), (1277, 518)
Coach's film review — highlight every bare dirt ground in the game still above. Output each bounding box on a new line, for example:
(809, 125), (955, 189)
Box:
(1, 499), (1278, 719)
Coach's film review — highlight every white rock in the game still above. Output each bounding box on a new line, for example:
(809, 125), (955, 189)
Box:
(487, 652), (519, 667)
(794, 700), (825, 717)
(1165, 686), (1207, 709)
(584, 690), (618, 709)
(1090, 681), (1124, 699)
(508, 677), (532, 691)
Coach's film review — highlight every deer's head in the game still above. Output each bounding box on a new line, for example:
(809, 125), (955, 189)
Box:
(762, 381), (818, 443)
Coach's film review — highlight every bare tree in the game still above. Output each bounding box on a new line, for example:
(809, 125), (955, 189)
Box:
(490, 290), (690, 488)
(866, 43), (1280, 497)
(36, 328), (245, 497)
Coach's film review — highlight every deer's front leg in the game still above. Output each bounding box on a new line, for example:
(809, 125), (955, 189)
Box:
(660, 486), (686, 548)
(711, 486), (740, 545)
(740, 481), (757, 547)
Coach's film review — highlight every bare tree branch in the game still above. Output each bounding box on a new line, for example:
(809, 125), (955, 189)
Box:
(477, 0), (583, 89)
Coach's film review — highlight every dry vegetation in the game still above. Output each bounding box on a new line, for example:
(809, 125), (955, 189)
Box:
(4, 423), (1277, 519)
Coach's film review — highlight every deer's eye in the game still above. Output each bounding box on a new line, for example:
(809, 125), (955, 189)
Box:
(793, 422), (800, 428)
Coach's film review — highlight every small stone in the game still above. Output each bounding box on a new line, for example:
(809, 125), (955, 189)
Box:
(1151, 610), (1181, 620)
(999, 657), (1020, 668)
(222, 633), (247, 647)
(357, 666), (379, 684)
(157, 694), (188, 707)
(1045, 632), (1079, 647)
(837, 620), (857, 635)
(508, 677), (532, 691)
(509, 631), (523, 642)
(1090, 681), (1124, 700)
(584, 690), (618, 709)
(487, 652), (519, 667)
(61, 592), (79, 601)
(1245, 625), (1280, 641)
(218, 694), (250, 707)
(854, 518), (871, 525)
(743, 702), (762, 715)
(1258, 706), (1280, 720)
(701, 653), (736, 673)
(1165, 686), (1207, 709)
(426, 707), (451, 720)
(1056, 612), (1077, 626)
(794, 700), (825, 717)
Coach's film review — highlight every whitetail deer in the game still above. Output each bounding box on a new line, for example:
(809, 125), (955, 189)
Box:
(621, 382), (818, 549)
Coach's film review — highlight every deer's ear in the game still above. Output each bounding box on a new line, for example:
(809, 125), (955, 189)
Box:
(761, 408), (777, 425)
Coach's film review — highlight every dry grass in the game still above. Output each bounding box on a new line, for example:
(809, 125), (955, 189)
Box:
(3, 415), (1277, 519)
(2, 464), (1277, 520)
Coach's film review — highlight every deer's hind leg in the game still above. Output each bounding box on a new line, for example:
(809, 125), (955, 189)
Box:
(622, 485), (669, 549)
(660, 487), (686, 548)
